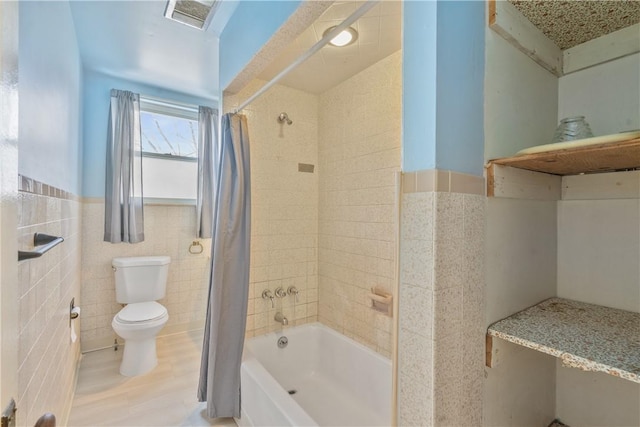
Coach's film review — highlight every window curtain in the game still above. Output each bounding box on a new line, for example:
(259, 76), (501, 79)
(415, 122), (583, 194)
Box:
(198, 113), (251, 418)
(196, 106), (218, 238)
(104, 89), (144, 243)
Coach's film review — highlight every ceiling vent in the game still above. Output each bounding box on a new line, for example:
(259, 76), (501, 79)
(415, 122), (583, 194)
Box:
(165, 0), (219, 30)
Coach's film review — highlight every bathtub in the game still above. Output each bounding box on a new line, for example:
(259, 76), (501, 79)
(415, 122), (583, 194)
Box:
(235, 323), (392, 427)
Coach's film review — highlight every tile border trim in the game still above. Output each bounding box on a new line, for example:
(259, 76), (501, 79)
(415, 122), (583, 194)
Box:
(18, 175), (79, 200)
(402, 169), (485, 196)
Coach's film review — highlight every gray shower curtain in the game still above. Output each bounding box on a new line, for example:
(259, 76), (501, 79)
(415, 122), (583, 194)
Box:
(104, 89), (144, 243)
(198, 113), (251, 418)
(196, 106), (218, 238)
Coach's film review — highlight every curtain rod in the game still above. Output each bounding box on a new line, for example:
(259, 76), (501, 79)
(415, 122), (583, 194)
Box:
(233, 0), (380, 114)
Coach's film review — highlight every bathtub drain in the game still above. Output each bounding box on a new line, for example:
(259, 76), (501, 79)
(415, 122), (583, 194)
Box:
(277, 336), (288, 348)
(288, 389), (297, 395)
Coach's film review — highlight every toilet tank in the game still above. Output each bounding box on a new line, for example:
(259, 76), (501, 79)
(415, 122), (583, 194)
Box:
(112, 256), (171, 304)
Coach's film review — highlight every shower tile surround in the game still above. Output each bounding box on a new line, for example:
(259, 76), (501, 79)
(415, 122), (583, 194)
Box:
(224, 51), (401, 352)
(17, 176), (82, 426)
(224, 80), (320, 338)
(398, 171), (485, 426)
(317, 51), (402, 357)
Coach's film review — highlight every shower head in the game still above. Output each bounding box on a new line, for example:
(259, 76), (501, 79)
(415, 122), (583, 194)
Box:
(277, 112), (293, 125)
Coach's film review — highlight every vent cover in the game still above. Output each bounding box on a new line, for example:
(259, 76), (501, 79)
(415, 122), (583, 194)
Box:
(165, 0), (219, 30)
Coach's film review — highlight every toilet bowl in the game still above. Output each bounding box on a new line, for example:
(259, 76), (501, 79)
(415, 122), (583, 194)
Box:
(112, 301), (169, 376)
(111, 256), (171, 377)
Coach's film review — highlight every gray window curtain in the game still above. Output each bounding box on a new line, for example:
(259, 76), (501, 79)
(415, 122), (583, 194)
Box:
(196, 106), (218, 238)
(198, 113), (251, 418)
(104, 89), (144, 243)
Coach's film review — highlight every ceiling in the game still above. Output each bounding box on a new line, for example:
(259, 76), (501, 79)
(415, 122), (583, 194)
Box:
(69, 0), (238, 100)
(257, 0), (402, 94)
(68, 1), (636, 99)
(509, 0), (640, 50)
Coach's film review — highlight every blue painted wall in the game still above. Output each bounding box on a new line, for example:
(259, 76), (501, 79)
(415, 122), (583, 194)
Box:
(402, 0), (438, 173)
(219, 0), (301, 90)
(19, 1), (83, 194)
(82, 70), (217, 198)
(435, 1), (485, 176)
(402, 0), (485, 176)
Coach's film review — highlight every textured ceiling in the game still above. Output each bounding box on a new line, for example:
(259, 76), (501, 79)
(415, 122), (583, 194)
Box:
(258, 1), (402, 94)
(509, 0), (640, 50)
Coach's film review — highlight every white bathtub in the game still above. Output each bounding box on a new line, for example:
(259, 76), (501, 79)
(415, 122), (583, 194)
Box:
(235, 323), (392, 427)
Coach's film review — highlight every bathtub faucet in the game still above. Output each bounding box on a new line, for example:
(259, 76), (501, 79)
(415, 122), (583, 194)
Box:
(274, 312), (288, 326)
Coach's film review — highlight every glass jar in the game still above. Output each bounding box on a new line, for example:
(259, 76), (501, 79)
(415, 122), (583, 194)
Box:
(552, 116), (594, 143)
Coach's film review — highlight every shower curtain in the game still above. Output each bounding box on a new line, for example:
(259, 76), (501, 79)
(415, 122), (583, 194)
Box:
(198, 113), (251, 418)
(104, 89), (144, 243)
(196, 106), (218, 238)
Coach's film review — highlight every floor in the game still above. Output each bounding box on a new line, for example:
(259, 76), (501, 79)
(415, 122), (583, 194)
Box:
(68, 330), (238, 427)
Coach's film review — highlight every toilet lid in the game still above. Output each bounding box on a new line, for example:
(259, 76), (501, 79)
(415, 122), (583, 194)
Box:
(116, 302), (167, 323)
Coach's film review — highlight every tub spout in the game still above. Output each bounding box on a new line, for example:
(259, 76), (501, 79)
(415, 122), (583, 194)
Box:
(274, 312), (288, 326)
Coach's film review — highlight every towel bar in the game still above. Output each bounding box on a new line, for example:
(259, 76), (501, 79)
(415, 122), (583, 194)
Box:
(18, 233), (64, 261)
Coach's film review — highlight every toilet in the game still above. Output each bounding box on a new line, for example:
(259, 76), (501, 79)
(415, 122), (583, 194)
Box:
(111, 256), (170, 376)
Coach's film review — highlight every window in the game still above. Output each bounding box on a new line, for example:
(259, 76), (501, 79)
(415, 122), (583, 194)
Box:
(139, 97), (199, 202)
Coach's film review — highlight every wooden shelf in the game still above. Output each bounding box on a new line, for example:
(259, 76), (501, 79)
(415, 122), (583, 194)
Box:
(486, 298), (640, 384)
(487, 133), (640, 176)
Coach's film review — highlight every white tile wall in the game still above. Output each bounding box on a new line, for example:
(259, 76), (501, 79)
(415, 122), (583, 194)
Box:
(225, 80), (320, 337)
(17, 191), (82, 426)
(80, 203), (211, 350)
(318, 51), (402, 357)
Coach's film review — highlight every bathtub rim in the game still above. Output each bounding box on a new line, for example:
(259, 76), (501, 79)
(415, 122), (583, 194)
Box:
(244, 322), (392, 367)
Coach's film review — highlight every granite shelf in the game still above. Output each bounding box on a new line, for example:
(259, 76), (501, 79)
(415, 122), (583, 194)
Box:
(486, 298), (640, 383)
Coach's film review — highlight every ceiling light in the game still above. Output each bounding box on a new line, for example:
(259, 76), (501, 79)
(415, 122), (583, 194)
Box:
(165, 0), (219, 30)
(323, 26), (358, 47)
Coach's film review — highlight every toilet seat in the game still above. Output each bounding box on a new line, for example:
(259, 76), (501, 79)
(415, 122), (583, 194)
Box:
(116, 301), (167, 324)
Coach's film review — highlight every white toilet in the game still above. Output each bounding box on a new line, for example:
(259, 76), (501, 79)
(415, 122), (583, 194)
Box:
(111, 256), (170, 376)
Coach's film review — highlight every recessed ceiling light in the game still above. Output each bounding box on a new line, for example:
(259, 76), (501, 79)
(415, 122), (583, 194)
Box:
(323, 26), (358, 47)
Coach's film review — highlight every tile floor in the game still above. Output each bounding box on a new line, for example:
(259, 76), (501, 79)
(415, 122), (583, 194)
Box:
(68, 330), (237, 427)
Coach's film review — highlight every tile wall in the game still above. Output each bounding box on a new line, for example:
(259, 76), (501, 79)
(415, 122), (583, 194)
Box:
(81, 79), (320, 349)
(397, 171), (485, 426)
(317, 51), (402, 357)
(225, 80), (319, 337)
(17, 177), (82, 426)
(80, 203), (211, 351)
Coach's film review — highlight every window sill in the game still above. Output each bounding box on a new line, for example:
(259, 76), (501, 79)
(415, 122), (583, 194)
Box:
(143, 198), (196, 206)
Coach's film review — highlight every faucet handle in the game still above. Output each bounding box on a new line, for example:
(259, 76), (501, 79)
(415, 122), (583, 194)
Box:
(262, 289), (275, 308)
(275, 287), (287, 298)
(287, 286), (299, 303)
